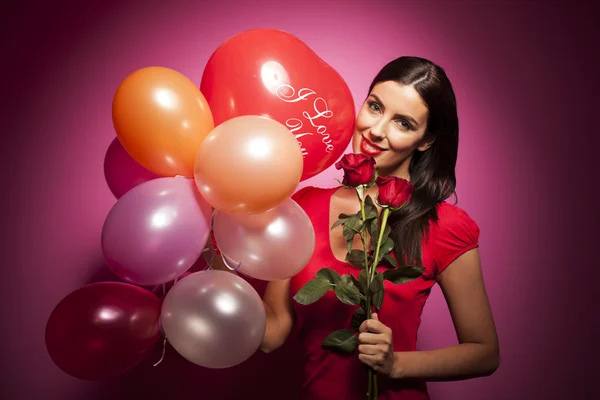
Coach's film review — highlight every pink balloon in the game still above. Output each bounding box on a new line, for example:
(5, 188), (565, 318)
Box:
(161, 270), (266, 368)
(101, 177), (212, 286)
(213, 197), (315, 280)
(103, 137), (160, 199)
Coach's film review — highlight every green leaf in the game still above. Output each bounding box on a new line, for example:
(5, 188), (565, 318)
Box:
(331, 213), (353, 230)
(345, 249), (367, 269)
(350, 274), (361, 290)
(383, 254), (397, 268)
(316, 268), (341, 285)
(368, 169), (379, 188)
(363, 196), (378, 222)
(334, 279), (363, 305)
(331, 218), (345, 230)
(351, 308), (366, 330)
(370, 273), (384, 294)
(369, 221), (391, 249)
(321, 329), (358, 353)
(377, 237), (395, 262)
(382, 225), (392, 241)
(372, 274), (384, 310)
(345, 215), (364, 233)
(340, 274), (353, 285)
(293, 277), (333, 305)
(368, 220), (379, 249)
(383, 266), (425, 284)
(358, 270), (369, 294)
(342, 224), (357, 242)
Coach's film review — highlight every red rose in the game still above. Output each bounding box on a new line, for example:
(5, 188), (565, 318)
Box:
(335, 154), (376, 187)
(376, 176), (415, 208)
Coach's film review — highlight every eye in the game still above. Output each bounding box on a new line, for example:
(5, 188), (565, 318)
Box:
(395, 119), (412, 130)
(368, 101), (381, 113)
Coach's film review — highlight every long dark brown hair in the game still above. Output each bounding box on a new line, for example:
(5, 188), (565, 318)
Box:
(369, 56), (459, 267)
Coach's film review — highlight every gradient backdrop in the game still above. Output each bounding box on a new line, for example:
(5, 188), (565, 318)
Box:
(2, 0), (598, 399)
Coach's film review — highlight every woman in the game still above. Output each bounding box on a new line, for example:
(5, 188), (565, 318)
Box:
(217, 56), (499, 399)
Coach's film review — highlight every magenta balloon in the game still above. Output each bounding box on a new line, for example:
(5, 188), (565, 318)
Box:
(101, 177), (212, 286)
(161, 270), (266, 368)
(103, 137), (160, 199)
(213, 197), (315, 281)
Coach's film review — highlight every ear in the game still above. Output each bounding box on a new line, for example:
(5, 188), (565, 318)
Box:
(417, 137), (435, 152)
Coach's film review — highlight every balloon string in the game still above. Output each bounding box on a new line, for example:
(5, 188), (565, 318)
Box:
(219, 253), (243, 272)
(153, 337), (167, 367)
(204, 240), (216, 270)
(233, 260), (243, 271)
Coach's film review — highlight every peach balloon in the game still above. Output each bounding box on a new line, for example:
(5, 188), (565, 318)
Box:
(213, 197), (315, 281)
(194, 115), (303, 214)
(112, 66), (214, 177)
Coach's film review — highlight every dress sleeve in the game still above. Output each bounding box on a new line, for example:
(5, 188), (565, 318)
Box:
(433, 205), (481, 276)
(210, 186), (315, 254)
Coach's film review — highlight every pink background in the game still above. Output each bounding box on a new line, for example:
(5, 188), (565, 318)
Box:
(2, 0), (598, 399)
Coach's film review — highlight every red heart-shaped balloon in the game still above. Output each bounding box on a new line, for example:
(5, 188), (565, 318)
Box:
(200, 28), (355, 181)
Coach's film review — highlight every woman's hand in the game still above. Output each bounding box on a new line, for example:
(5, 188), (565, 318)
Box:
(358, 313), (397, 377)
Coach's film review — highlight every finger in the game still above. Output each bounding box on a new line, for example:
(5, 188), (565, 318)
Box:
(358, 353), (378, 368)
(358, 354), (384, 370)
(359, 318), (390, 334)
(358, 344), (378, 355)
(359, 319), (369, 333)
(358, 332), (390, 345)
(372, 312), (379, 320)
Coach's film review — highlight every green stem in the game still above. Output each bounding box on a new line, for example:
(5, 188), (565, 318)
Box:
(357, 186), (379, 399)
(371, 207), (390, 283)
(357, 187), (372, 318)
(367, 208), (390, 400)
(373, 373), (378, 399)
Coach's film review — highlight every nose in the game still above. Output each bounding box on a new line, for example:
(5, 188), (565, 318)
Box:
(369, 118), (386, 139)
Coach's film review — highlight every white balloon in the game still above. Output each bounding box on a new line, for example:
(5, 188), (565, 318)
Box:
(161, 270), (266, 368)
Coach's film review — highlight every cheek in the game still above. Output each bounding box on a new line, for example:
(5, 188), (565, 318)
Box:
(352, 110), (368, 151)
(387, 127), (424, 150)
(354, 109), (371, 131)
(352, 130), (361, 153)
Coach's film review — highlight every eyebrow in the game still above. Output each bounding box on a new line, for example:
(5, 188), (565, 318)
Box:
(369, 94), (420, 128)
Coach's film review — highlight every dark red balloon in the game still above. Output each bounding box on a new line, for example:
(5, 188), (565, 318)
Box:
(200, 28), (355, 181)
(45, 282), (162, 380)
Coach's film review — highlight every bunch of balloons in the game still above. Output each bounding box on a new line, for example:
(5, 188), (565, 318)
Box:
(45, 28), (355, 380)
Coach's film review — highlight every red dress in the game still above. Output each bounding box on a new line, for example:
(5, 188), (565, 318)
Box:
(289, 186), (480, 400)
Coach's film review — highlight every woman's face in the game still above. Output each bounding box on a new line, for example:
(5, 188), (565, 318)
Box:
(352, 81), (431, 179)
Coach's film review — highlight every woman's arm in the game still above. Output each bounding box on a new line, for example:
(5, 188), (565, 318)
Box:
(260, 279), (295, 353)
(391, 248), (499, 380)
(358, 248), (499, 381)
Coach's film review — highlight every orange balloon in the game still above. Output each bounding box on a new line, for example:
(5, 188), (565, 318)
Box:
(194, 116), (303, 214)
(112, 66), (214, 177)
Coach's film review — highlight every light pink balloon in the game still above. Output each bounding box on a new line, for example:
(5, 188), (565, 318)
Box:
(103, 137), (160, 199)
(213, 197), (315, 281)
(101, 177), (212, 286)
(161, 270), (266, 369)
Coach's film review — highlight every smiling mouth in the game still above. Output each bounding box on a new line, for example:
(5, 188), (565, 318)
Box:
(361, 136), (386, 155)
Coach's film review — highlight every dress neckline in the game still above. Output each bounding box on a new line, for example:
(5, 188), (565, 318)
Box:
(324, 186), (355, 267)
